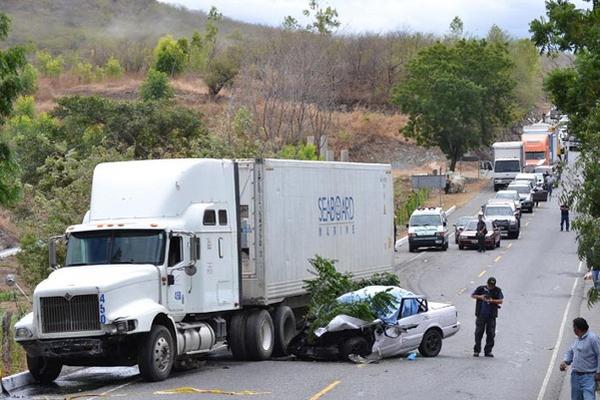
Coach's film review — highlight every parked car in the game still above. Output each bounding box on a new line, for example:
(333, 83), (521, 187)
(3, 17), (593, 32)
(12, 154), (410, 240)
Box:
(508, 182), (534, 213)
(453, 216), (474, 244)
(407, 207), (449, 252)
(483, 202), (520, 239)
(288, 286), (460, 361)
(515, 173), (539, 189)
(458, 219), (501, 250)
(494, 190), (522, 219)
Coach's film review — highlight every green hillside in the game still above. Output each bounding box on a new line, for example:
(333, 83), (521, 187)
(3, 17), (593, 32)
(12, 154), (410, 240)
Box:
(1, 0), (266, 68)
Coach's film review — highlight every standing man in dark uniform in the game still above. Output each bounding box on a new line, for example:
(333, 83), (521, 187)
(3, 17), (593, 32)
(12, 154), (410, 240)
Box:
(561, 203), (570, 231)
(476, 212), (487, 253)
(471, 277), (504, 357)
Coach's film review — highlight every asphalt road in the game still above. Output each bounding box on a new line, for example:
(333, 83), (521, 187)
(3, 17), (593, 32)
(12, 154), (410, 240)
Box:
(6, 163), (583, 400)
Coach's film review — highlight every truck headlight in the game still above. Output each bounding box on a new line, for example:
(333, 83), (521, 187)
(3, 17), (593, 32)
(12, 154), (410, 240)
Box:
(15, 327), (33, 339)
(115, 319), (137, 333)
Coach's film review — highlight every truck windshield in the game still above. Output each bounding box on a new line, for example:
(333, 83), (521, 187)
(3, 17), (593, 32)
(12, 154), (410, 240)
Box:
(66, 230), (166, 267)
(494, 160), (520, 172)
(525, 152), (545, 160)
(410, 215), (442, 226)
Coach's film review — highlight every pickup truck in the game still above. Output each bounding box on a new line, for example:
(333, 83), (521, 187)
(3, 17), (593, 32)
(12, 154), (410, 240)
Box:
(288, 286), (460, 361)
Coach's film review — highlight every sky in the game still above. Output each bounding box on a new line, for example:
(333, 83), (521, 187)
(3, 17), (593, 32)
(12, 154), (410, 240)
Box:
(159, 0), (590, 38)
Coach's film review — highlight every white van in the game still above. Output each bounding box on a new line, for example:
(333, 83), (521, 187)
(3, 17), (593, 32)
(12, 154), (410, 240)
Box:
(407, 207), (449, 252)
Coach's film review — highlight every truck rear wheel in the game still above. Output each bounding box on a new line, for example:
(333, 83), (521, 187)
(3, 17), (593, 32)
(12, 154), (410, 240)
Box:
(27, 355), (62, 384)
(272, 306), (296, 356)
(245, 309), (275, 361)
(419, 328), (443, 357)
(229, 312), (249, 361)
(138, 324), (174, 382)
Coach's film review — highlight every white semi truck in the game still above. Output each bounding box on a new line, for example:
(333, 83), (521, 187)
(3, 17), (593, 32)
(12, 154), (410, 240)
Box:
(492, 141), (524, 191)
(14, 159), (395, 383)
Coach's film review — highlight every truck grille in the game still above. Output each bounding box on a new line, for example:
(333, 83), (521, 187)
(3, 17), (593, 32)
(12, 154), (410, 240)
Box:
(40, 294), (100, 334)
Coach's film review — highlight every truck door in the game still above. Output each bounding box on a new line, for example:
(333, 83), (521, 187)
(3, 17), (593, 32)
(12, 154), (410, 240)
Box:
(166, 235), (186, 312)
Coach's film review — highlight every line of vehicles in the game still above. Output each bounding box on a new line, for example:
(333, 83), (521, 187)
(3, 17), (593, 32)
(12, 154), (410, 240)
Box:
(405, 172), (552, 252)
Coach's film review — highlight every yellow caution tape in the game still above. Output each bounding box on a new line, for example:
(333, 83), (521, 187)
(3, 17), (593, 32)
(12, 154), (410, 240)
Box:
(154, 387), (270, 396)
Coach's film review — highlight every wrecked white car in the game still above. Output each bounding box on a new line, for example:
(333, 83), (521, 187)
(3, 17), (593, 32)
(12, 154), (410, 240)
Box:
(288, 286), (460, 361)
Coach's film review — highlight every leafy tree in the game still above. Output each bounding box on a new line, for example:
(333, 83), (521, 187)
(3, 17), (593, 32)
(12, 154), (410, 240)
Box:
(153, 35), (187, 75)
(204, 47), (241, 97)
(73, 61), (95, 83)
(449, 16), (464, 38)
(0, 13), (28, 123)
(392, 39), (516, 171)
(139, 69), (174, 102)
(530, 1), (600, 305)
(104, 56), (124, 78)
(283, 0), (340, 34)
(35, 50), (63, 78)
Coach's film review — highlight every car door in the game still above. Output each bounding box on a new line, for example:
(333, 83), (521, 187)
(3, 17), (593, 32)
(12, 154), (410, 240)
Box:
(396, 297), (429, 351)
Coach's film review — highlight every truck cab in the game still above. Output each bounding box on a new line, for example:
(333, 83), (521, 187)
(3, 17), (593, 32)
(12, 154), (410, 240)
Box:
(15, 159), (241, 383)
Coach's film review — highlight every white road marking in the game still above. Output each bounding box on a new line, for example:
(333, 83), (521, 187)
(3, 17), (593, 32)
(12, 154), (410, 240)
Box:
(494, 256), (502, 263)
(507, 243), (513, 249)
(536, 261), (583, 400)
(478, 270), (486, 278)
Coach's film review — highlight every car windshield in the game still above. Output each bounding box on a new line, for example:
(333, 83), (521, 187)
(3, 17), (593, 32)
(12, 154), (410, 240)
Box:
(66, 230), (166, 266)
(465, 220), (490, 230)
(496, 192), (515, 200)
(456, 216), (472, 226)
(510, 185), (531, 195)
(525, 152), (546, 160)
(410, 214), (442, 226)
(485, 207), (513, 216)
(494, 160), (520, 172)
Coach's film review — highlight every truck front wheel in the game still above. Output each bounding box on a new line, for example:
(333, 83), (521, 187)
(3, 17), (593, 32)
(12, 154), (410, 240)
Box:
(138, 324), (174, 382)
(245, 310), (275, 361)
(27, 355), (62, 384)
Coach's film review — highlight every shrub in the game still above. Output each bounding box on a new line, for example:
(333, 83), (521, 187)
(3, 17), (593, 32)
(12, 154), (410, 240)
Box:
(104, 56), (124, 78)
(139, 69), (174, 101)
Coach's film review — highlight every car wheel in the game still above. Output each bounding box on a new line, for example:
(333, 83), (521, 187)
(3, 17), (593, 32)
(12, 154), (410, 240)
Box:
(458, 244), (464, 250)
(339, 336), (370, 361)
(272, 306), (296, 357)
(409, 245), (416, 253)
(419, 329), (443, 357)
(496, 239), (500, 248)
(27, 355), (62, 384)
(138, 324), (175, 382)
(442, 242), (448, 251)
(245, 309), (275, 361)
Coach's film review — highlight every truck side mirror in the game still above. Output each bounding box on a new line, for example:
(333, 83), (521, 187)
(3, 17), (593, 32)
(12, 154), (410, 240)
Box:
(49, 238), (58, 269)
(190, 236), (200, 262)
(185, 236), (200, 276)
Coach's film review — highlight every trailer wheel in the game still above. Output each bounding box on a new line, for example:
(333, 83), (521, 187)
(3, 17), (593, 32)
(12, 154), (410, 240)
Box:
(339, 336), (370, 361)
(272, 306), (296, 356)
(138, 324), (174, 382)
(245, 309), (274, 361)
(27, 355), (62, 384)
(229, 312), (249, 361)
(419, 328), (443, 357)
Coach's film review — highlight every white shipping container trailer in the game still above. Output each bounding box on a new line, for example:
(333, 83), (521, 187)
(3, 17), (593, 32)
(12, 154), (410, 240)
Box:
(14, 158), (395, 383)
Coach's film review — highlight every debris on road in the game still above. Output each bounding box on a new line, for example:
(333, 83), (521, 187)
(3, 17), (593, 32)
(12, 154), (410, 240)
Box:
(154, 387), (270, 396)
